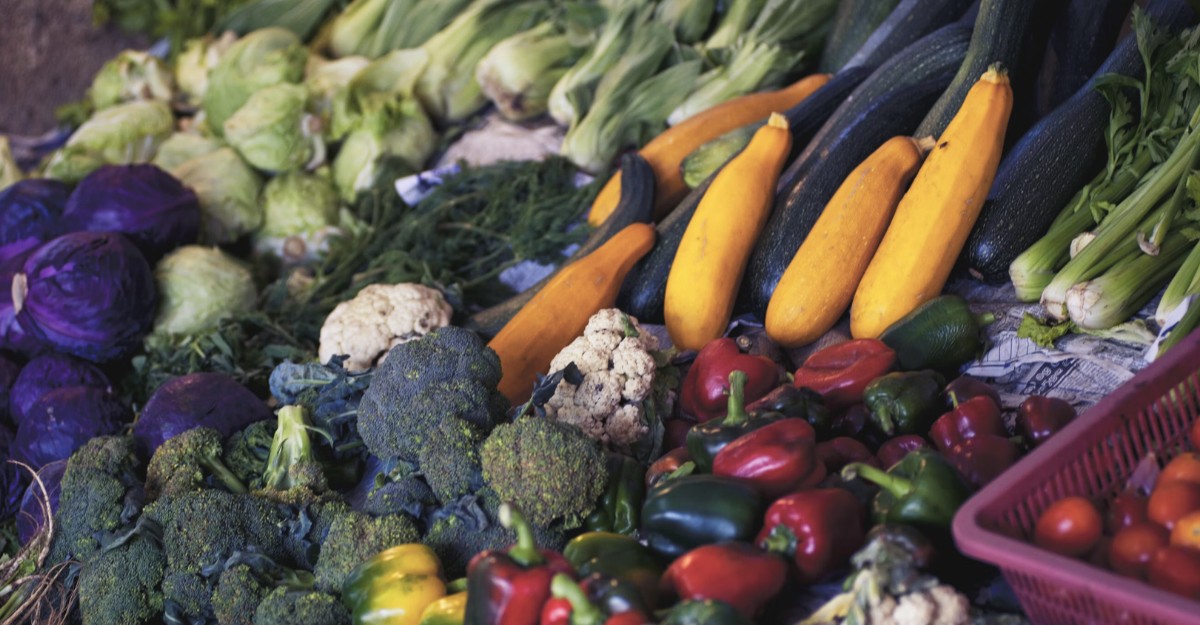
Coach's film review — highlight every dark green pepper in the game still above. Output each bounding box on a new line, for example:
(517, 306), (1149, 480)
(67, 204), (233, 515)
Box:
(878, 295), (995, 374)
(745, 384), (832, 436)
(585, 453), (646, 536)
(641, 474), (764, 560)
(686, 371), (783, 472)
(862, 370), (946, 436)
(562, 532), (663, 609)
(661, 599), (752, 625)
(841, 450), (970, 532)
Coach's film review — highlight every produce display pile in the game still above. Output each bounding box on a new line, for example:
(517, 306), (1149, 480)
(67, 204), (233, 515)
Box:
(3, 0), (1200, 624)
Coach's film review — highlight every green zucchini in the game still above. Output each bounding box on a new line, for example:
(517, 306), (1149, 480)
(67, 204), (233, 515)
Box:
(914, 0), (1040, 139)
(818, 0), (901, 73)
(844, 0), (974, 69)
(463, 152), (655, 339)
(878, 295), (995, 374)
(1039, 0), (1132, 116)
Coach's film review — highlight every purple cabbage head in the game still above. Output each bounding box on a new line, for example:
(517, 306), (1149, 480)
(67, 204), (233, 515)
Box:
(133, 372), (272, 460)
(0, 250), (43, 356)
(0, 179), (70, 264)
(17, 458), (64, 545)
(0, 424), (24, 518)
(12, 232), (156, 363)
(62, 164), (201, 261)
(13, 386), (130, 469)
(9, 352), (110, 427)
(0, 354), (17, 427)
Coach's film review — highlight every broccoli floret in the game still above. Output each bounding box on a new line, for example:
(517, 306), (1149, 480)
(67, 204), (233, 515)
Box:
(284, 500), (349, 568)
(419, 418), (485, 505)
(213, 565), (269, 625)
(163, 570), (213, 620)
(77, 534), (165, 625)
(254, 587), (350, 625)
(50, 436), (146, 564)
(480, 417), (607, 527)
(357, 327), (507, 463)
(224, 418), (276, 488)
(145, 427), (247, 501)
(423, 490), (567, 579)
(362, 474), (439, 519)
(313, 509), (420, 593)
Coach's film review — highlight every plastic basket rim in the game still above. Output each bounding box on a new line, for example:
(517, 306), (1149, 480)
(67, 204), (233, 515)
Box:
(953, 328), (1200, 622)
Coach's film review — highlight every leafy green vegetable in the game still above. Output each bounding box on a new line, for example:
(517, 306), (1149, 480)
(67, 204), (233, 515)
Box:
(1017, 313), (1074, 348)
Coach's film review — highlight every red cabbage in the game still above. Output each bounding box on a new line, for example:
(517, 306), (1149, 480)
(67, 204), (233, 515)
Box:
(62, 164), (201, 261)
(133, 372), (272, 460)
(0, 179), (70, 264)
(0, 354), (17, 427)
(0, 424), (23, 518)
(16, 458), (63, 545)
(12, 232), (156, 363)
(12, 386), (130, 469)
(0, 250), (42, 356)
(8, 352), (110, 426)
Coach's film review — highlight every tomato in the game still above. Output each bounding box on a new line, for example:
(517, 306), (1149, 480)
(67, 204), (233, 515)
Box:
(1034, 496), (1104, 557)
(1170, 510), (1200, 551)
(1147, 482), (1200, 530)
(1109, 523), (1169, 580)
(1159, 452), (1200, 488)
(1148, 547), (1200, 599)
(1107, 490), (1148, 534)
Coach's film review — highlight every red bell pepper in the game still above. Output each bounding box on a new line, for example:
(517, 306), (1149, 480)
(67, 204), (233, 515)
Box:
(680, 338), (782, 421)
(875, 435), (931, 469)
(792, 339), (896, 411)
(928, 393), (1006, 453)
(646, 447), (692, 490)
(661, 542), (787, 619)
(466, 504), (576, 625)
(816, 437), (879, 473)
(757, 488), (866, 583)
(540, 575), (648, 625)
(942, 375), (1001, 409)
(947, 435), (1021, 489)
(1016, 396), (1076, 447)
(711, 419), (818, 499)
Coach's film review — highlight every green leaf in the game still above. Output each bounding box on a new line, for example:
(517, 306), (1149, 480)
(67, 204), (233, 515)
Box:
(1017, 313), (1075, 348)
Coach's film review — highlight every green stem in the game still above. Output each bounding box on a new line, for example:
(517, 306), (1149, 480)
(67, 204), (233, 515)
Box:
(874, 407), (895, 436)
(550, 574), (605, 625)
(499, 504), (543, 567)
(723, 370), (750, 426)
(947, 391), (960, 410)
(1157, 295), (1200, 358)
(1145, 139), (1200, 253)
(842, 462), (914, 500)
(761, 524), (798, 558)
(976, 312), (996, 327)
(201, 457), (247, 494)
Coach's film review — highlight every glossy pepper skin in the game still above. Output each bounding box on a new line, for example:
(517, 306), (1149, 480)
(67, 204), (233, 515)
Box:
(539, 574), (648, 625)
(875, 435), (931, 470)
(816, 437), (879, 473)
(757, 488), (866, 583)
(841, 450), (970, 533)
(1017, 396), (1076, 447)
(641, 474), (764, 560)
(686, 371), (782, 472)
(712, 418), (818, 498)
(928, 392), (1006, 453)
(562, 533), (662, 610)
(680, 338), (781, 421)
(646, 448), (691, 490)
(948, 435), (1021, 489)
(745, 384), (833, 436)
(661, 600), (751, 625)
(420, 591), (467, 625)
(862, 370), (946, 436)
(343, 543), (447, 625)
(942, 376), (1000, 409)
(586, 454), (646, 536)
(464, 505), (576, 625)
(662, 542), (787, 619)
(792, 339), (896, 410)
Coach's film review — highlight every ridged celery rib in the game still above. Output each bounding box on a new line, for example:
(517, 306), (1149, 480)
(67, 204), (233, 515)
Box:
(1158, 241), (1200, 324)
(1157, 293), (1200, 357)
(1067, 232), (1192, 330)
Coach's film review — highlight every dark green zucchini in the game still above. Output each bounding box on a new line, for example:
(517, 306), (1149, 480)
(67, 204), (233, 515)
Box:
(844, 0), (974, 70)
(963, 0), (1198, 283)
(736, 24), (971, 318)
(1005, 0), (1068, 150)
(463, 152), (655, 339)
(818, 0), (901, 72)
(1039, 0), (1133, 116)
(914, 0), (1040, 139)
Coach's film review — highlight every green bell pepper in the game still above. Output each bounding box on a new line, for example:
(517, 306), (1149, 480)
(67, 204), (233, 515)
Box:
(585, 453), (646, 536)
(562, 532), (663, 609)
(661, 599), (752, 625)
(841, 450), (970, 532)
(641, 474), (764, 560)
(862, 370), (945, 436)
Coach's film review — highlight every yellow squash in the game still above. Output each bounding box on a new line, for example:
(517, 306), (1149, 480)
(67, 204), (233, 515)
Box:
(586, 74), (830, 226)
(664, 113), (793, 351)
(851, 65), (1012, 339)
(766, 135), (932, 347)
(490, 223), (656, 406)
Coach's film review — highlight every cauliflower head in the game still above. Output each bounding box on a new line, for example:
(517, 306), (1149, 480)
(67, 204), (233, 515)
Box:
(543, 309), (659, 449)
(319, 283), (452, 371)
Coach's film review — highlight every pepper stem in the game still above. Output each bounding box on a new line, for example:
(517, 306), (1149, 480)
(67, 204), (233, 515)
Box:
(842, 462), (914, 500)
(447, 578), (468, 593)
(499, 503), (543, 567)
(976, 312), (997, 327)
(550, 574), (605, 625)
(724, 370), (750, 426)
(874, 407), (895, 436)
(948, 390), (960, 410)
(761, 524), (799, 558)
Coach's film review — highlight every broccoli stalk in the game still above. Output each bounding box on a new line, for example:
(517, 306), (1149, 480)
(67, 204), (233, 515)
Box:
(263, 406), (320, 491)
(145, 427), (247, 501)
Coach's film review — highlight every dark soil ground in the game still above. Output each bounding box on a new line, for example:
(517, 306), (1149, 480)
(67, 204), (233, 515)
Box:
(1, 0), (148, 135)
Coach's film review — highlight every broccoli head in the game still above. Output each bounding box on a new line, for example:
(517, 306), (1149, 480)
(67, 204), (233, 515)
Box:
(419, 418), (485, 504)
(254, 587), (350, 625)
(145, 427), (247, 501)
(480, 417), (607, 527)
(314, 509), (420, 593)
(357, 327), (507, 462)
(77, 533), (166, 625)
(361, 474), (439, 520)
(49, 436), (146, 564)
(224, 418), (276, 488)
(212, 564), (269, 625)
(422, 490), (567, 579)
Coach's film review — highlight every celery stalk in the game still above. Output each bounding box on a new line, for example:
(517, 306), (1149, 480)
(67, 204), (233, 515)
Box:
(1066, 231), (1192, 330)
(1157, 240), (1200, 325)
(1142, 140), (1200, 254)
(667, 41), (794, 125)
(705, 0), (767, 49)
(476, 23), (583, 121)
(547, 1), (652, 127)
(1156, 293), (1200, 357)
(656, 0), (717, 44)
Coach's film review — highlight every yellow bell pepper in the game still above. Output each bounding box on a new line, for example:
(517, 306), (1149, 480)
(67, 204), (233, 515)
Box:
(342, 544), (446, 625)
(418, 591), (467, 625)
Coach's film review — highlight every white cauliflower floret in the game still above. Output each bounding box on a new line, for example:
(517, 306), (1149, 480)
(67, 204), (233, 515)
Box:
(318, 283), (452, 372)
(543, 309), (660, 448)
(872, 585), (971, 625)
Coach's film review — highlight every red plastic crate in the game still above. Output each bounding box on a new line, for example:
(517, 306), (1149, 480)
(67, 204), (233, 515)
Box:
(954, 328), (1200, 625)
